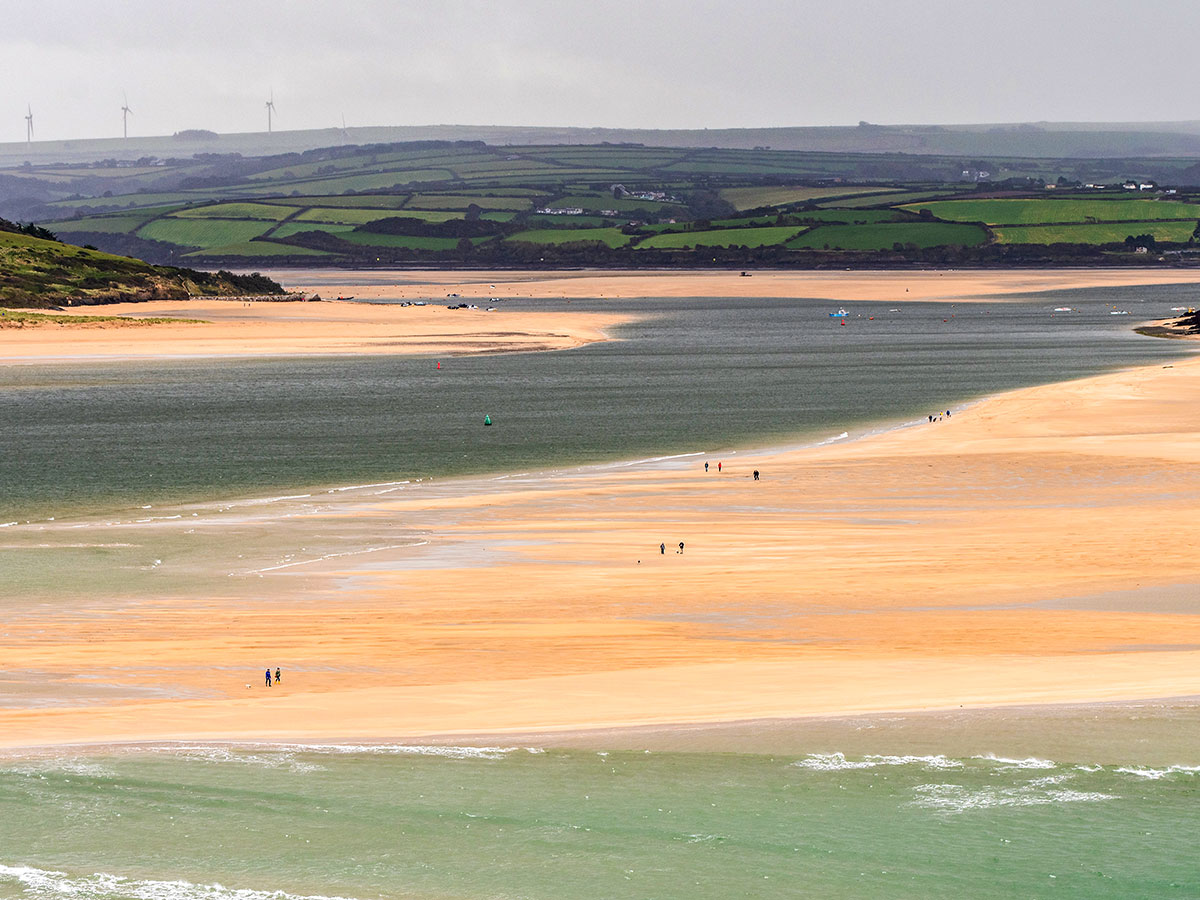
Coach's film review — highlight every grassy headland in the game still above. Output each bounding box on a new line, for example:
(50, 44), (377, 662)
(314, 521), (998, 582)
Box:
(0, 218), (282, 308)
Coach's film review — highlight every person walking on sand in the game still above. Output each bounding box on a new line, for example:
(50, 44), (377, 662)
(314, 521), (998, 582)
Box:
(753, 470), (760, 481)
(660, 542), (665, 555)
(678, 541), (685, 554)
(275, 667), (281, 685)
(705, 461), (709, 473)
(718, 461), (722, 473)
(265, 668), (272, 688)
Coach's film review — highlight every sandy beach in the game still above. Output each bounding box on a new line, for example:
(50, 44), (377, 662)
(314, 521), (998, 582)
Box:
(3, 277), (1200, 748)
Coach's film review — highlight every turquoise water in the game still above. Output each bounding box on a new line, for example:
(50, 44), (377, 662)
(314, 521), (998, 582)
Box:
(0, 285), (1195, 522)
(0, 735), (1196, 900)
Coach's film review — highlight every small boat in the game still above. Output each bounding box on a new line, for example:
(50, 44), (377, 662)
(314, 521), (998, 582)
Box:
(336, 295), (355, 301)
(483, 415), (492, 426)
(1109, 310), (1130, 316)
(1053, 307), (1072, 312)
(829, 308), (849, 317)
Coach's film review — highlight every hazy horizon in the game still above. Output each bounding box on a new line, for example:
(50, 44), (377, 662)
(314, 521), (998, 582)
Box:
(4, 0), (1198, 143)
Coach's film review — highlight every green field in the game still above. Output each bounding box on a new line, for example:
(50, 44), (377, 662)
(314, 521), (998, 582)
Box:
(787, 222), (989, 250)
(505, 228), (631, 248)
(138, 218), (275, 248)
(51, 215), (160, 234)
(172, 202), (299, 221)
(824, 190), (959, 208)
(635, 225), (804, 249)
(407, 194), (533, 211)
(994, 221), (1198, 244)
(904, 197), (1200, 225)
(257, 195), (413, 210)
(719, 185), (898, 210)
(268, 222), (357, 239)
(182, 240), (333, 257)
(292, 207), (407, 225)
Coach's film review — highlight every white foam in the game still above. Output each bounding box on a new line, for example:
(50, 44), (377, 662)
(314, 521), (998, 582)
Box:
(911, 781), (1116, 813)
(4, 758), (116, 779)
(815, 431), (850, 446)
(324, 480), (409, 493)
(159, 742), (541, 761)
(150, 746), (324, 774)
(0, 864), (361, 900)
(600, 450), (707, 469)
(792, 752), (963, 772)
(1115, 764), (1200, 780)
(972, 754), (1057, 770)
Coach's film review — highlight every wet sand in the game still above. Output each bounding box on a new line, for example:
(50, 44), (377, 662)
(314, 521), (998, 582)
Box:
(4, 326), (1200, 748)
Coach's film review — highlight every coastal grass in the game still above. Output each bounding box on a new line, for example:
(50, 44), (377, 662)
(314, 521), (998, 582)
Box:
(904, 197), (1200, 225)
(0, 308), (206, 327)
(787, 222), (989, 250)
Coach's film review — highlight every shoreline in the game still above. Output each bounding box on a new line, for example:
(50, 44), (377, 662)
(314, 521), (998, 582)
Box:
(4, 693), (1197, 762)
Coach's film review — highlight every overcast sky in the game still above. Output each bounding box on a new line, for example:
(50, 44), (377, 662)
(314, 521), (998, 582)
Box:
(3, 0), (1196, 142)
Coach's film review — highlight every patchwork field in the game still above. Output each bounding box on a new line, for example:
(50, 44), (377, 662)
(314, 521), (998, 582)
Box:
(22, 139), (1200, 265)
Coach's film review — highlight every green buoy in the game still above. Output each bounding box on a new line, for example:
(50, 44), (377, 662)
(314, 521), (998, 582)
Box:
(483, 415), (492, 426)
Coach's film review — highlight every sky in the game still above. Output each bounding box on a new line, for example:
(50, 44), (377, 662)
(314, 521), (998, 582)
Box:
(3, 0), (1197, 142)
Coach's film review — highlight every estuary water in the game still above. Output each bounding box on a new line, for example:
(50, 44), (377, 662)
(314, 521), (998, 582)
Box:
(0, 284), (1196, 522)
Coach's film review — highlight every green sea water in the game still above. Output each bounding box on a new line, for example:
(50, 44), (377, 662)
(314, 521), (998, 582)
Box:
(0, 716), (1197, 900)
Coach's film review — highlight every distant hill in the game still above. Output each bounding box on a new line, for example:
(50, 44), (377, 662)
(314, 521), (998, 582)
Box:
(0, 218), (282, 308)
(5, 120), (1200, 168)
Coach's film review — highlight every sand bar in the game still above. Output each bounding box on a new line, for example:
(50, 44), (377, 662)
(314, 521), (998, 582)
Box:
(3, 319), (1200, 748)
(0, 298), (627, 362)
(281, 266), (1200, 303)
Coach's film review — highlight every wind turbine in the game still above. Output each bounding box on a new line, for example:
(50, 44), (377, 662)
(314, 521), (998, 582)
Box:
(339, 113), (349, 144)
(265, 91), (276, 133)
(24, 105), (33, 144)
(121, 93), (133, 139)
